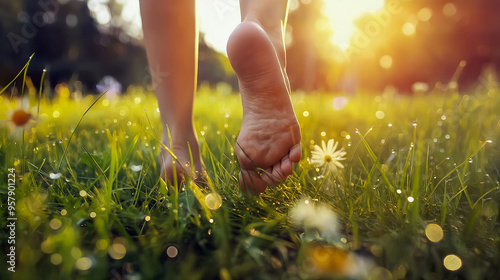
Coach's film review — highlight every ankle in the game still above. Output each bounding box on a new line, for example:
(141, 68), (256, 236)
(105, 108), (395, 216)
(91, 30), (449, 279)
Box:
(161, 128), (198, 147)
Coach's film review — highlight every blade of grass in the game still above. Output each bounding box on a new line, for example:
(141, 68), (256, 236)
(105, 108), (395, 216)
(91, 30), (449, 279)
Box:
(356, 128), (394, 191)
(0, 53), (34, 95)
(37, 68), (47, 119)
(20, 54), (34, 97)
(428, 141), (487, 198)
(57, 91), (106, 170)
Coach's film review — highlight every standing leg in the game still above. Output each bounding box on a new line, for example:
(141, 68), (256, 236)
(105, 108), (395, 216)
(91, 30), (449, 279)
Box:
(227, 0), (302, 193)
(140, 0), (203, 182)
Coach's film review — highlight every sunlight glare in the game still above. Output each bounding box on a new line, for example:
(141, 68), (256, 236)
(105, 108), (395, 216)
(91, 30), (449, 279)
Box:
(324, 0), (385, 50)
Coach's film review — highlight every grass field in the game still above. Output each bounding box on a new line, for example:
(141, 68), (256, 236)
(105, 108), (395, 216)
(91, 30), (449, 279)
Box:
(1, 68), (500, 279)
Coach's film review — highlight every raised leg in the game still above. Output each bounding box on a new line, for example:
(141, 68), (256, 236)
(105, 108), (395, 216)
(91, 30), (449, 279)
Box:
(228, 0), (301, 193)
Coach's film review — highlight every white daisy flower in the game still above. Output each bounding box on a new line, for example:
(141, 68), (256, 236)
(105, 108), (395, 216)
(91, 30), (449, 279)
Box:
(311, 139), (346, 174)
(2, 97), (36, 138)
(290, 198), (340, 241)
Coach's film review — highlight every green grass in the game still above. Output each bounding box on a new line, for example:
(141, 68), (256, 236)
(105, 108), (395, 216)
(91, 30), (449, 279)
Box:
(1, 77), (499, 279)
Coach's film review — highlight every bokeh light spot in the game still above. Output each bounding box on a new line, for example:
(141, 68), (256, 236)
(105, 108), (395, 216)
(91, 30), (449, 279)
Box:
(417, 8), (432, 21)
(41, 239), (55, 254)
(425, 223), (444, 243)
(108, 243), (126, 260)
(49, 218), (62, 230)
(50, 254), (63, 265)
(76, 257), (92, 270)
(369, 267), (393, 280)
(71, 247), (82, 259)
(443, 254), (462, 271)
(376, 110), (385, 119)
(443, 3), (457, 17)
(52, 110), (60, 118)
(379, 55), (393, 69)
(79, 190), (88, 197)
(166, 246), (179, 258)
(402, 22), (416, 36)
(96, 239), (108, 250)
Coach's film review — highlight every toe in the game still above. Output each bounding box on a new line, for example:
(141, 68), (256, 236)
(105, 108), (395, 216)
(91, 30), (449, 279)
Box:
(280, 155), (293, 176)
(271, 163), (286, 183)
(289, 143), (302, 163)
(240, 170), (268, 194)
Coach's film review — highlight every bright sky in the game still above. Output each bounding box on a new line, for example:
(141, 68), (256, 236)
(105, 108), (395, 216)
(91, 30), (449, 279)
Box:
(323, 0), (385, 50)
(88, 0), (385, 55)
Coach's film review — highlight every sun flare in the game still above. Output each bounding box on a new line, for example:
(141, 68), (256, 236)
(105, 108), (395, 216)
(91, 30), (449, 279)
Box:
(323, 0), (385, 50)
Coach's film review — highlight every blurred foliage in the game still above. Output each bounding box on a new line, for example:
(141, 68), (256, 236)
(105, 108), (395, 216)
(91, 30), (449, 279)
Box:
(0, 0), (237, 93)
(285, 0), (500, 92)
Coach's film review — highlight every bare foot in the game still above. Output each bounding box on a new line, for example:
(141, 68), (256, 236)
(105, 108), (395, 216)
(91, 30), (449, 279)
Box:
(159, 131), (205, 187)
(227, 20), (302, 193)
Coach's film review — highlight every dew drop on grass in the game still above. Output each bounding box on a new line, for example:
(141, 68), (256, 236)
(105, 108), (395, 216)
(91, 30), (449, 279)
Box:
(130, 164), (142, 172)
(468, 158), (473, 163)
(205, 193), (222, 210)
(412, 121), (417, 127)
(49, 172), (61, 179)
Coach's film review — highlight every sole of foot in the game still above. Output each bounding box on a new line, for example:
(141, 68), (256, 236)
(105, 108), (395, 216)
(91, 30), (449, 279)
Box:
(227, 20), (301, 194)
